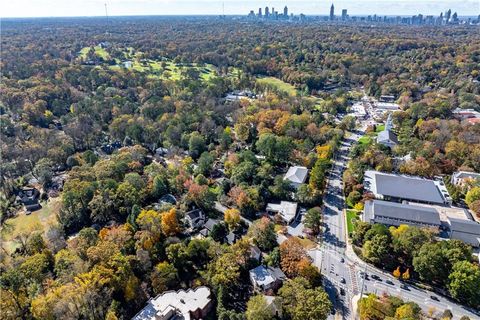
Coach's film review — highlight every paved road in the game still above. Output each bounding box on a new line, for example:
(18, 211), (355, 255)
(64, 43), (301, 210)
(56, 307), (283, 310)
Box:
(312, 113), (479, 320)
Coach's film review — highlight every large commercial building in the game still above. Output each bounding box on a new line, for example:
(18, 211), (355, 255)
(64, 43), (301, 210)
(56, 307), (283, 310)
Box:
(363, 199), (441, 230)
(363, 170), (451, 205)
(447, 217), (480, 247)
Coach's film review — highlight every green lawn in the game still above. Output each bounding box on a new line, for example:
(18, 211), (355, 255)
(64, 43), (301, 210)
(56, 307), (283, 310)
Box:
(346, 210), (360, 234)
(358, 136), (372, 145)
(79, 46), (110, 60)
(79, 46), (221, 83)
(257, 77), (298, 96)
(1, 197), (61, 254)
(375, 124), (385, 132)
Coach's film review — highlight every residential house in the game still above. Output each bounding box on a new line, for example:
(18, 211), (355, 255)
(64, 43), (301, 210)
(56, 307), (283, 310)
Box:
(363, 199), (441, 230)
(451, 171), (480, 188)
(199, 218), (220, 237)
(283, 166), (308, 189)
(132, 286), (213, 320)
(250, 245), (262, 261)
(185, 209), (206, 230)
(16, 187), (41, 212)
(266, 201), (298, 224)
(249, 265), (286, 293)
(264, 296), (283, 318)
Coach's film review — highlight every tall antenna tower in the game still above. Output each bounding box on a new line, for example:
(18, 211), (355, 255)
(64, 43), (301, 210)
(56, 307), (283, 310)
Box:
(104, 3), (109, 35)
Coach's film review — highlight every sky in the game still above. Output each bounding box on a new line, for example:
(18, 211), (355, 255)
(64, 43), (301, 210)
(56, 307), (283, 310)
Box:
(2, 0), (479, 18)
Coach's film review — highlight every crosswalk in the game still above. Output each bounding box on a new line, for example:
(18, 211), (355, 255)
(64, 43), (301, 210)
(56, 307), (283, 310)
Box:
(348, 264), (359, 295)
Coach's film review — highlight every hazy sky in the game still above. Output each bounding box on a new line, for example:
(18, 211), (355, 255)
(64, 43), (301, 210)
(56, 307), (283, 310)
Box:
(2, 0), (479, 18)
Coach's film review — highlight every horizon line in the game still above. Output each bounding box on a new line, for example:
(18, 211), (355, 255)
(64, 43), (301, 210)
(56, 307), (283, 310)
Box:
(2, 13), (479, 19)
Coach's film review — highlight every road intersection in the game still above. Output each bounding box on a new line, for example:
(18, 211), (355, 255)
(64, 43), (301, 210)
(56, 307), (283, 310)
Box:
(310, 115), (480, 320)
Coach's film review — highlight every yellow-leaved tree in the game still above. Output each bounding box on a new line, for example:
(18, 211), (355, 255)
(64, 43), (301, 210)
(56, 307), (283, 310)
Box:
(161, 208), (180, 237)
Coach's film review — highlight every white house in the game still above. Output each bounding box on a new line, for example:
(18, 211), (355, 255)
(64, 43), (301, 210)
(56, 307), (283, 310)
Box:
(283, 166), (308, 189)
(451, 171), (480, 188)
(249, 266), (286, 292)
(266, 201), (298, 224)
(133, 287), (212, 320)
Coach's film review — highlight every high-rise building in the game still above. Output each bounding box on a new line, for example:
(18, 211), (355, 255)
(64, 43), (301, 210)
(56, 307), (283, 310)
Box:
(258, 7), (262, 17)
(265, 6), (269, 18)
(284, 6), (288, 17)
(330, 4), (335, 21)
(446, 9), (451, 22)
(341, 9), (347, 21)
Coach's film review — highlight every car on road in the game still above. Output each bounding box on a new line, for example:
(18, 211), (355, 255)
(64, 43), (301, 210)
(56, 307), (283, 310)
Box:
(340, 288), (346, 296)
(430, 295), (439, 301)
(371, 274), (380, 280)
(400, 284), (410, 291)
(386, 280), (394, 285)
(340, 277), (346, 284)
(340, 257), (344, 263)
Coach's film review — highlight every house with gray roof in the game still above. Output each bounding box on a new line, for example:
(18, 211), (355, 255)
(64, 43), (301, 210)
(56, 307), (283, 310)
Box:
(377, 129), (398, 148)
(249, 265), (286, 292)
(185, 209), (206, 230)
(447, 217), (480, 247)
(451, 171), (480, 188)
(283, 166), (308, 189)
(363, 199), (441, 230)
(133, 286), (212, 320)
(364, 170), (451, 205)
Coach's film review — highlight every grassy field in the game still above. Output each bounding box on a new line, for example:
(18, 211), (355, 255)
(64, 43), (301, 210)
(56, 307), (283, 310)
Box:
(257, 77), (298, 96)
(358, 124), (385, 145)
(346, 210), (359, 234)
(79, 46), (244, 84)
(297, 236), (317, 249)
(375, 124), (385, 132)
(1, 197), (61, 254)
(358, 136), (372, 145)
(79, 46), (110, 60)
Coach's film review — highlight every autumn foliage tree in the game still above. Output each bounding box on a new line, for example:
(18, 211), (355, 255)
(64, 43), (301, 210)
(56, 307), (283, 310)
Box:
(280, 237), (308, 278)
(161, 208), (181, 237)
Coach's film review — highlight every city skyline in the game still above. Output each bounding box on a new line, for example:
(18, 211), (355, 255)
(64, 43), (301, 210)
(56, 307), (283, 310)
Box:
(2, 0), (479, 18)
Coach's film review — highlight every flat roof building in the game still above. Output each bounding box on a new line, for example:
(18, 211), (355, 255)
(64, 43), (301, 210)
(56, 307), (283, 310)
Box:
(363, 199), (441, 229)
(447, 217), (480, 247)
(364, 170), (451, 205)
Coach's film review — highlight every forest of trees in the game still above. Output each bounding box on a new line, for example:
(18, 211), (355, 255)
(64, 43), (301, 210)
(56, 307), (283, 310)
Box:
(1, 16), (479, 319)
